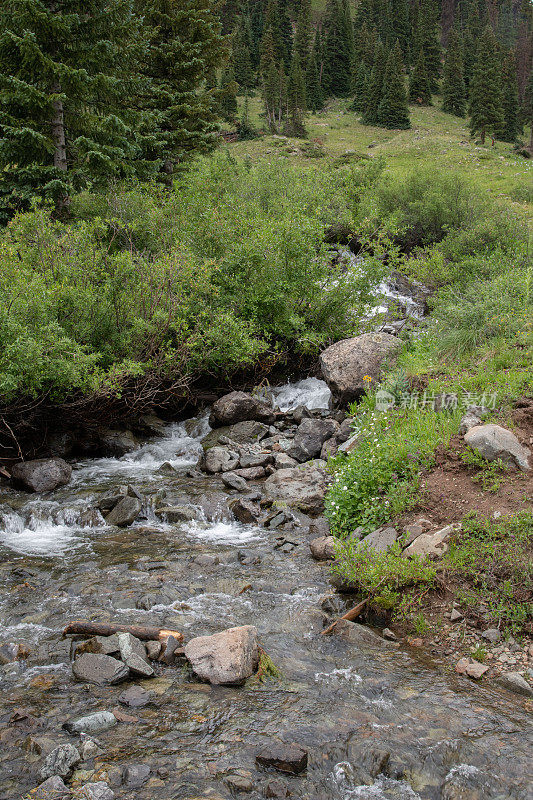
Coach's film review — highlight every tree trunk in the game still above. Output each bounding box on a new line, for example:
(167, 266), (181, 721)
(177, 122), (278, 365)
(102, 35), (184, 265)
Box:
(480, 127), (486, 145)
(162, 158), (174, 190)
(51, 82), (70, 217)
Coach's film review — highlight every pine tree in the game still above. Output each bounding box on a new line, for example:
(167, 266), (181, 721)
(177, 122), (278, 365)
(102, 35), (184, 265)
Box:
(286, 50), (307, 135)
(362, 39), (386, 125)
(390, 0), (410, 62)
(352, 62), (370, 112)
(322, 0), (354, 96)
(306, 47), (324, 111)
(219, 60), (239, 120)
(409, 48), (432, 105)
(523, 69), (533, 150)
(500, 52), (521, 142)
(294, 0), (313, 69)
(278, 0), (294, 67)
(442, 28), (467, 116)
(468, 24), (504, 144)
(412, 0), (441, 92)
(134, 0), (225, 187)
(260, 25), (278, 76)
(233, 16), (254, 89)
(377, 41), (410, 128)
(0, 0), (141, 218)
(262, 60), (287, 130)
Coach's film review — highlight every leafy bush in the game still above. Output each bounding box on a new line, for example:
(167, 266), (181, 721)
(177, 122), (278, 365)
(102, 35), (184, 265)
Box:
(443, 513), (533, 633)
(326, 400), (458, 536)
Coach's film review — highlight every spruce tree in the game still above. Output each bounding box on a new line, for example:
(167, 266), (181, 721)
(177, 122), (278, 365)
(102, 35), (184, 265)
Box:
(260, 25), (278, 76)
(442, 28), (467, 116)
(352, 62), (370, 112)
(500, 52), (521, 142)
(0, 0), (141, 218)
(468, 24), (504, 144)
(306, 48), (324, 111)
(390, 0), (410, 62)
(362, 39), (386, 125)
(233, 17), (254, 89)
(134, 0), (225, 188)
(219, 60), (239, 121)
(377, 42), (410, 128)
(409, 48), (432, 105)
(294, 0), (313, 69)
(523, 70), (533, 150)
(412, 0), (441, 92)
(322, 0), (354, 96)
(286, 50), (307, 135)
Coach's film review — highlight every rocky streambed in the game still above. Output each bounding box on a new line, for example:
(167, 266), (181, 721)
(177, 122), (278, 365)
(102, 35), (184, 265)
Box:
(1, 280), (532, 800)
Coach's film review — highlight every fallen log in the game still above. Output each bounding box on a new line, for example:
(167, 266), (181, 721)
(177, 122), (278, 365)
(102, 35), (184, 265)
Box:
(62, 621), (183, 643)
(321, 597), (369, 636)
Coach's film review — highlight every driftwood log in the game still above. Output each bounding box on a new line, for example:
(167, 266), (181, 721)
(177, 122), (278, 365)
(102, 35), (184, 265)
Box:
(62, 621), (183, 643)
(321, 597), (369, 636)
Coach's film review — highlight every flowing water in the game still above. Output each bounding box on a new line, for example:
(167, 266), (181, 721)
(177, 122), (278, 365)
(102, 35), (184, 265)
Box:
(0, 380), (531, 798)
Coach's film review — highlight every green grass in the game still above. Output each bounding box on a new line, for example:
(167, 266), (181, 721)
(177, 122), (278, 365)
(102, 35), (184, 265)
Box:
(228, 96), (533, 221)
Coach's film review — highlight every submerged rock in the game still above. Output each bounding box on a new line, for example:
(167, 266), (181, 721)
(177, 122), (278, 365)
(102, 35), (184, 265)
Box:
(184, 625), (259, 685)
(11, 457), (72, 493)
(497, 671), (533, 697)
(72, 653), (129, 685)
(464, 423), (531, 471)
(229, 497), (260, 524)
(319, 333), (402, 402)
(210, 391), (275, 428)
(63, 711), (117, 735)
(40, 743), (81, 779)
(256, 742), (308, 774)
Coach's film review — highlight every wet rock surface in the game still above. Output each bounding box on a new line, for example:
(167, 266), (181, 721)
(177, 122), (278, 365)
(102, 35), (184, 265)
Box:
(1, 402), (532, 800)
(11, 457), (72, 493)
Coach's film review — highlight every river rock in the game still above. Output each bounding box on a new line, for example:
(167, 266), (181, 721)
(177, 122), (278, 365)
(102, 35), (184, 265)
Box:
(233, 466), (265, 479)
(264, 463), (328, 514)
(334, 619), (386, 646)
(239, 452), (273, 468)
(74, 635), (121, 657)
(40, 743), (81, 779)
(97, 429), (138, 457)
(63, 711), (118, 735)
(204, 446), (240, 474)
(229, 497), (260, 524)
(104, 495), (142, 527)
(256, 742), (308, 774)
(464, 424), (531, 471)
(11, 457), (72, 493)
(118, 685), (153, 708)
(221, 472), (249, 492)
(319, 333), (402, 402)
(497, 671), (533, 697)
(309, 536), (336, 561)
(184, 625), (259, 685)
(403, 524), (459, 559)
(72, 653), (129, 685)
(202, 421), (270, 450)
(210, 391), (276, 428)
(118, 633), (154, 677)
(359, 526), (398, 554)
(123, 764), (151, 788)
(154, 505), (196, 523)
(455, 658), (489, 679)
(288, 418), (339, 462)
(75, 782), (115, 800)
(274, 452), (298, 469)
(320, 437), (339, 460)
(33, 776), (69, 798)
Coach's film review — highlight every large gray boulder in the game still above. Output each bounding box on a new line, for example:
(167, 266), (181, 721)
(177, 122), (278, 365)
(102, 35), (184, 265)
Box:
(464, 424), (531, 471)
(309, 535), (336, 561)
(264, 463), (328, 514)
(202, 420), (270, 450)
(319, 333), (402, 402)
(210, 391), (275, 428)
(184, 625), (259, 685)
(358, 527), (398, 554)
(97, 429), (138, 457)
(104, 496), (142, 527)
(11, 457), (72, 493)
(287, 418), (339, 462)
(72, 653), (129, 685)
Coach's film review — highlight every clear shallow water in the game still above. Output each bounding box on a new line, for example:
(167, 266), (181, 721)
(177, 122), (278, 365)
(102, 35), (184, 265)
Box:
(0, 393), (532, 799)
